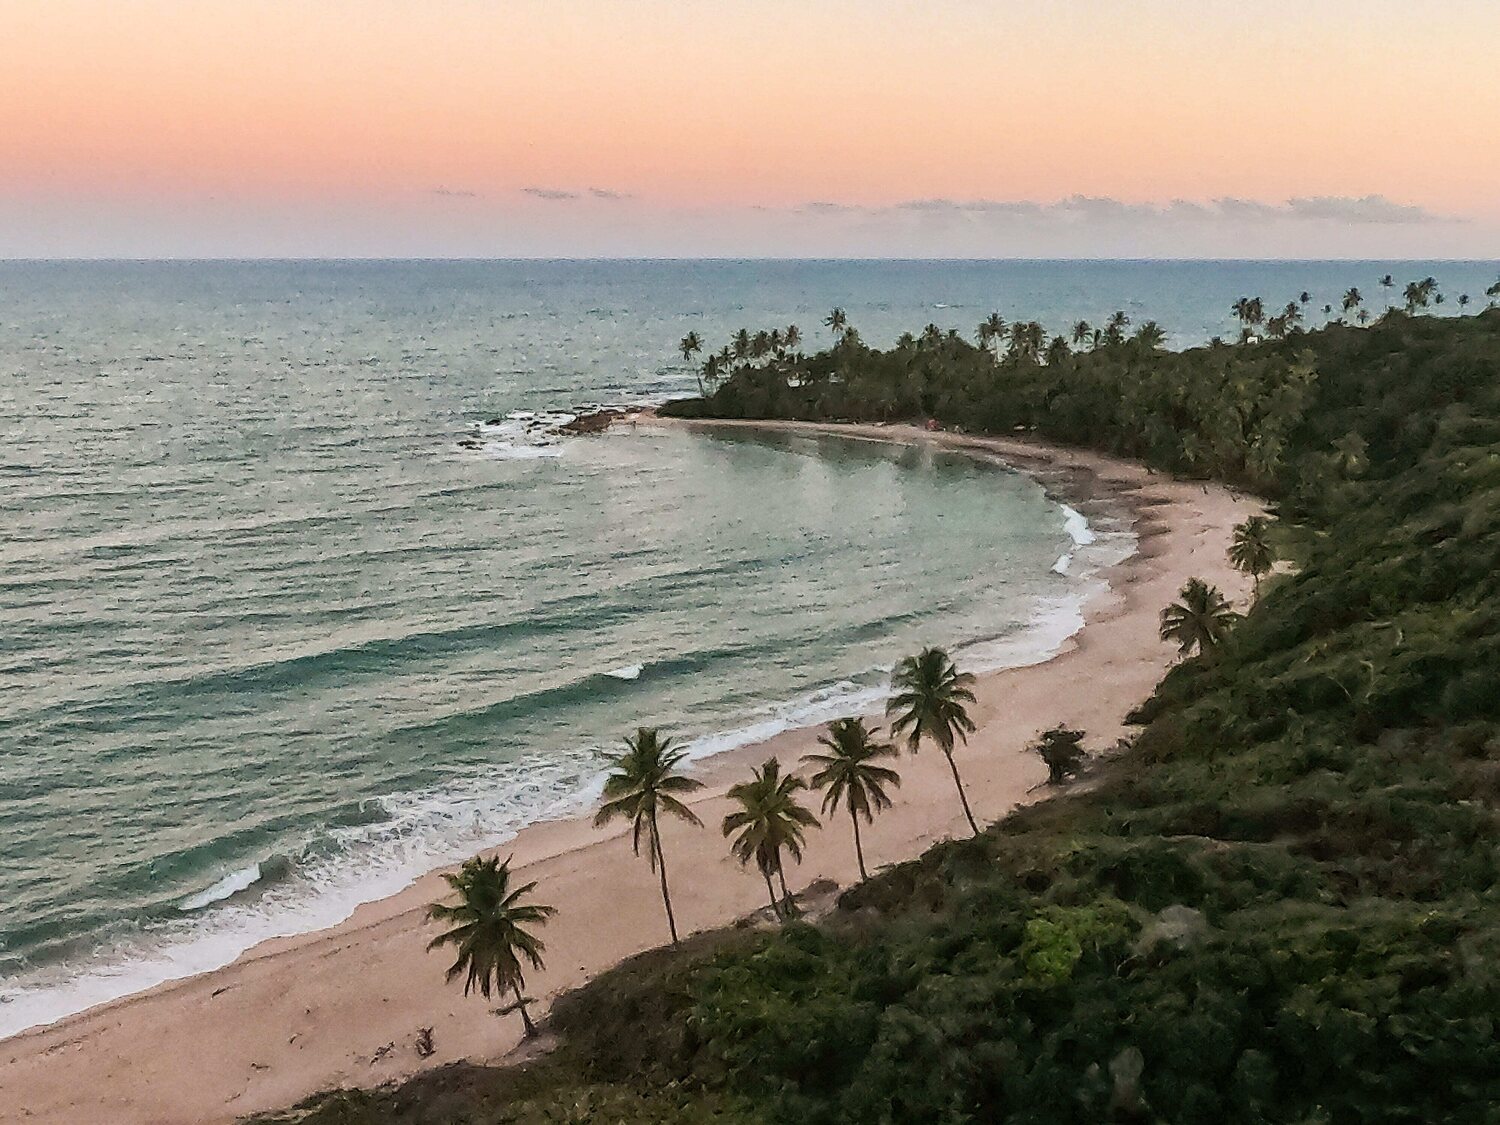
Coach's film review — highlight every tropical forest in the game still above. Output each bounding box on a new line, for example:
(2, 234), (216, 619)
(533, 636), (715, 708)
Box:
(255, 286), (1500, 1124)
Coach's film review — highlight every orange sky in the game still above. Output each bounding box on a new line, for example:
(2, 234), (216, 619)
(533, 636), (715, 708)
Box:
(2, 1), (1497, 256)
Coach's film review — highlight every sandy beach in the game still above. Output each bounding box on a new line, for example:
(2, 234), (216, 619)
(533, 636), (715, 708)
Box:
(0, 421), (1260, 1124)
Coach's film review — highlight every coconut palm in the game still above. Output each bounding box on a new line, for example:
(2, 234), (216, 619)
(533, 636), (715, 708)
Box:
(887, 647), (980, 835)
(1458, 294), (1471, 314)
(825, 307), (848, 340)
(978, 312), (1007, 356)
(426, 855), (555, 1039)
(1071, 320), (1092, 349)
(722, 759), (819, 918)
(1380, 273), (1395, 309)
(594, 727), (704, 946)
(1342, 287), (1363, 319)
(1228, 515), (1275, 597)
(1103, 310), (1131, 345)
(1134, 321), (1166, 350)
(679, 332), (704, 394)
(784, 324), (802, 351)
(1159, 578), (1241, 658)
(802, 718), (901, 881)
(1403, 281), (1426, 314)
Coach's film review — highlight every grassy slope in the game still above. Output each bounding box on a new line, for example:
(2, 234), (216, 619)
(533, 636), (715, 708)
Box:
(254, 312), (1500, 1124)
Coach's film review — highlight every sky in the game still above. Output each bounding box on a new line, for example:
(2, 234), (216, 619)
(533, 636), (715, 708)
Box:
(2, 0), (1498, 259)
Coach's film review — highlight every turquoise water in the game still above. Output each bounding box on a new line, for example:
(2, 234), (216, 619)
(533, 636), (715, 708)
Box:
(1, 259), (1495, 1036)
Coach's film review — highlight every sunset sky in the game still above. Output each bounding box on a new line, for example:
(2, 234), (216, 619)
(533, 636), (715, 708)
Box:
(4, 0), (1498, 258)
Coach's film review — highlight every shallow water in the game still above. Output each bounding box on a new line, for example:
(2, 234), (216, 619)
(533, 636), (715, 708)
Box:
(2, 258), (1493, 1035)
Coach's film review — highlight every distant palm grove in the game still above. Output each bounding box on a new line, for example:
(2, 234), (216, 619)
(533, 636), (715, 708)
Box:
(260, 287), (1500, 1124)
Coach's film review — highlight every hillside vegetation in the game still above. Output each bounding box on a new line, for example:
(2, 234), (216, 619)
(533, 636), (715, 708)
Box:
(257, 309), (1500, 1124)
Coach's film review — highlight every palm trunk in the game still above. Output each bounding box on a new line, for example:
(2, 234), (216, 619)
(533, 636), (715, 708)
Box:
(944, 747), (980, 836)
(651, 816), (681, 946)
(761, 866), (781, 919)
(850, 804), (868, 881)
(776, 859), (793, 914)
(513, 983), (536, 1039)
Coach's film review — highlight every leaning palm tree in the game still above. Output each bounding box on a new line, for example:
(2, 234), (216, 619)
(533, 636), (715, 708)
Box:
(1159, 578), (1240, 658)
(679, 332), (704, 395)
(887, 647), (980, 835)
(722, 759), (819, 918)
(427, 855), (555, 1039)
(595, 727), (703, 946)
(802, 718), (901, 881)
(1228, 515), (1275, 597)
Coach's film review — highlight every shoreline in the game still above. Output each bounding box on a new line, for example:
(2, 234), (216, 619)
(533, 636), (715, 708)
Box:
(0, 422), (1260, 1125)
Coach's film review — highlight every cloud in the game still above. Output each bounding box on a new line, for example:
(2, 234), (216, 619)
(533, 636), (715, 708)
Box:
(793, 193), (1449, 226)
(521, 187), (580, 201)
(588, 187), (633, 201)
(1285, 194), (1446, 224)
(431, 187), (480, 198)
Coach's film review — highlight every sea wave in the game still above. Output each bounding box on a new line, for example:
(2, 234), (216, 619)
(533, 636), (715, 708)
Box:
(0, 498), (1136, 1042)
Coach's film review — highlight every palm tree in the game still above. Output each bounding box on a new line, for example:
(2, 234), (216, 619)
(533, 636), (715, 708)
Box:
(1231, 297), (1265, 333)
(978, 312), (1007, 356)
(1103, 310), (1131, 345)
(1380, 273), (1395, 310)
(1299, 291), (1311, 306)
(1458, 294), (1471, 314)
(722, 759), (819, 918)
(427, 855), (555, 1039)
(784, 324), (802, 351)
(594, 728), (704, 946)
(1071, 320), (1092, 349)
(1159, 578), (1240, 658)
(825, 307), (848, 341)
(802, 718), (901, 881)
(1006, 321), (1046, 364)
(1133, 321), (1166, 350)
(732, 328), (751, 360)
(1403, 281), (1427, 314)
(679, 332), (704, 395)
(1342, 287), (1362, 319)
(1228, 515), (1275, 597)
(887, 647), (980, 835)
(1487, 277), (1500, 307)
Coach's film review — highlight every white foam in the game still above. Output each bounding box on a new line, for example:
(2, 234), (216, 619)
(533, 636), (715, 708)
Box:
(1060, 504), (1097, 546)
(0, 501), (1139, 1042)
(605, 663), (643, 681)
(177, 864), (263, 912)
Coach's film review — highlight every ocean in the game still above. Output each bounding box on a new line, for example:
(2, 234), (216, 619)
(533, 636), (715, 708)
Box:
(2, 258), (1496, 1036)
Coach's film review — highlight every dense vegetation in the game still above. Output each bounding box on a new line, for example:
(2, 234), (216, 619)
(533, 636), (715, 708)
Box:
(255, 306), (1500, 1124)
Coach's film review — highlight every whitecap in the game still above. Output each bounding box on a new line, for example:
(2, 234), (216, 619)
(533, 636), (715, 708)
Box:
(177, 864), (265, 912)
(605, 663), (643, 681)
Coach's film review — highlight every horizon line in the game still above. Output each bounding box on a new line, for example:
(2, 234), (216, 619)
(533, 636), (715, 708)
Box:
(5, 255), (1500, 266)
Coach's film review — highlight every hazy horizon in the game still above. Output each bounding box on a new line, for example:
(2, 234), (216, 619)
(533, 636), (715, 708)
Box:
(5, 1), (1498, 258)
